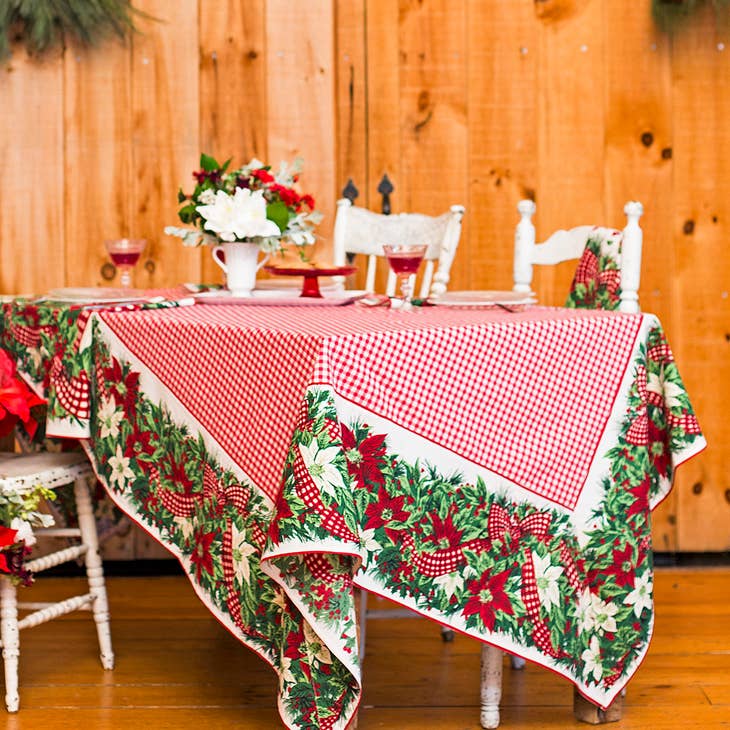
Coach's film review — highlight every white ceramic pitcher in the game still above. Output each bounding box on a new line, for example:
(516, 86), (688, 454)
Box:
(211, 242), (270, 297)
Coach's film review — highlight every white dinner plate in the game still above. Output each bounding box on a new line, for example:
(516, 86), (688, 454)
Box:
(193, 289), (367, 306)
(44, 287), (148, 304)
(430, 290), (537, 307)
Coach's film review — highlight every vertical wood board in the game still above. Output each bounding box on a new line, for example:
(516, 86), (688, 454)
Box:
(198, 0), (268, 285)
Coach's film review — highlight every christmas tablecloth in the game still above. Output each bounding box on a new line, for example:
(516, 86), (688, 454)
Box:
(1, 299), (705, 729)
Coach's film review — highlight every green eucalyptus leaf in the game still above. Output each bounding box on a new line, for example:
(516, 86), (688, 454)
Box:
(266, 201), (290, 232)
(200, 153), (220, 171)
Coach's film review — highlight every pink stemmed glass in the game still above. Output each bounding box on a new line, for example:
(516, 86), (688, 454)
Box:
(104, 238), (146, 290)
(383, 244), (427, 311)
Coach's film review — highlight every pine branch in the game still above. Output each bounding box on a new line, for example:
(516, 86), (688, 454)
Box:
(0, 0), (150, 60)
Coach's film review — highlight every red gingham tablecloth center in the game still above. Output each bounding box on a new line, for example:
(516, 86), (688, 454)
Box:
(99, 305), (642, 508)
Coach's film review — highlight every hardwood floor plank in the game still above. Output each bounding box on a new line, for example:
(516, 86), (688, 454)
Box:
(0, 568), (728, 728)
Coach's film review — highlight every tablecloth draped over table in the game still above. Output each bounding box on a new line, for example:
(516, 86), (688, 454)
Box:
(1, 299), (705, 730)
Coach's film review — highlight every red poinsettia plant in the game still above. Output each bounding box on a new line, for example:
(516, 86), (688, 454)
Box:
(0, 349), (53, 585)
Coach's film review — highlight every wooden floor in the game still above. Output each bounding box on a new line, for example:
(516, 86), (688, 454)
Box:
(1, 567), (729, 729)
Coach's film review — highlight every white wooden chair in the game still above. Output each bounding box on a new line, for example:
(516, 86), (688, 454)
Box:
(0, 451), (114, 712)
(333, 198), (466, 297)
(513, 199), (644, 313)
(478, 199), (645, 729)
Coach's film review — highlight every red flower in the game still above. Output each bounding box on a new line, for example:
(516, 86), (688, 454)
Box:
(423, 512), (464, 550)
(604, 544), (635, 588)
(190, 526), (218, 580)
(0, 350), (45, 437)
(299, 194), (315, 211)
(124, 430), (157, 459)
(341, 425), (386, 489)
(270, 183), (300, 208)
(462, 568), (514, 630)
(251, 168), (274, 184)
(364, 487), (410, 531)
(161, 454), (195, 495)
(0, 526), (18, 551)
(626, 477), (650, 518)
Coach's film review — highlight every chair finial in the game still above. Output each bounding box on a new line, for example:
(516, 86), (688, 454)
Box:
(342, 179), (359, 203)
(517, 199), (537, 218)
(377, 174), (394, 215)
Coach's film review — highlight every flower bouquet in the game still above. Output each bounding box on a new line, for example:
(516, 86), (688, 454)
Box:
(0, 349), (53, 585)
(164, 154), (322, 253)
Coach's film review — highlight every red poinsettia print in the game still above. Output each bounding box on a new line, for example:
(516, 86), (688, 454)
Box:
(341, 425), (387, 489)
(422, 512), (464, 550)
(190, 526), (219, 581)
(604, 544), (636, 589)
(463, 567), (514, 630)
(364, 487), (410, 542)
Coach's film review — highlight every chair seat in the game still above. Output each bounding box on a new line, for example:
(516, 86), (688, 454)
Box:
(0, 452), (93, 492)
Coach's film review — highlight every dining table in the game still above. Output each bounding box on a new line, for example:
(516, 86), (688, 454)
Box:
(0, 289), (705, 730)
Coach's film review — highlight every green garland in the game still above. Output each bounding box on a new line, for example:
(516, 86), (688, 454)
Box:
(0, 0), (144, 60)
(652, 0), (730, 31)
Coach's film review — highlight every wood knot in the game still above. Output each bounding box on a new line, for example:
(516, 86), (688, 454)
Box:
(144, 259), (155, 274)
(683, 219), (695, 235)
(691, 482), (703, 495)
(417, 90), (430, 112)
(725, 488), (730, 504)
(641, 132), (654, 147)
(101, 262), (116, 281)
(661, 147), (673, 159)
(248, 49), (259, 60)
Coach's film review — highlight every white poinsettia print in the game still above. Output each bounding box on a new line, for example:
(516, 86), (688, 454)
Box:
(303, 621), (332, 665)
(532, 551), (564, 611)
(576, 588), (596, 634)
(590, 593), (618, 635)
(107, 445), (134, 490)
(647, 367), (684, 409)
(231, 523), (258, 584)
(299, 440), (345, 497)
(582, 635), (603, 683)
(624, 572), (653, 618)
(98, 395), (124, 439)
(434, 571), (464, 599)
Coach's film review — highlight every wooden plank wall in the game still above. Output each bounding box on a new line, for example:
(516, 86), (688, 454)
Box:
(1, 0), (727, 552)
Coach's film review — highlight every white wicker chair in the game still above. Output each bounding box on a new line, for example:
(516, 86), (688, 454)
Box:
(0, 451), (114, 712)
(333, 198), (465, 298)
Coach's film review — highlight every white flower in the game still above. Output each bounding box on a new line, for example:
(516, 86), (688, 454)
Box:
(98, 396), (124, 439)
(172, 516), (195, 542)
(590, 593), (618, 635)
(303, 622), (332, 665)
(581, 635), (603, 683)
(10, 517), (35, 547)
(198, 188), (217, 205)
(298, 441), (345, 497)
(358, 528), (380, 553)
(647, 368), (684, 409)
(197, 187), (280, 242)
(231, 523), (258, 584)
(624, 572), (653, 619)
(576, 588), (596, 634)
(279, 655), (296, 686)
(108, 445), (134, 491)
(433, 572), (464, 599)
(532, 551), (564, 611)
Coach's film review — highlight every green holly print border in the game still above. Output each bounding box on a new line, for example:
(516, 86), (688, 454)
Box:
(565, 233), (622, 311)
(272, 324), (701, 703)
(88, 334), (359, 730)
(1, 300), (93, 426)
(85, 317), (700, 724)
